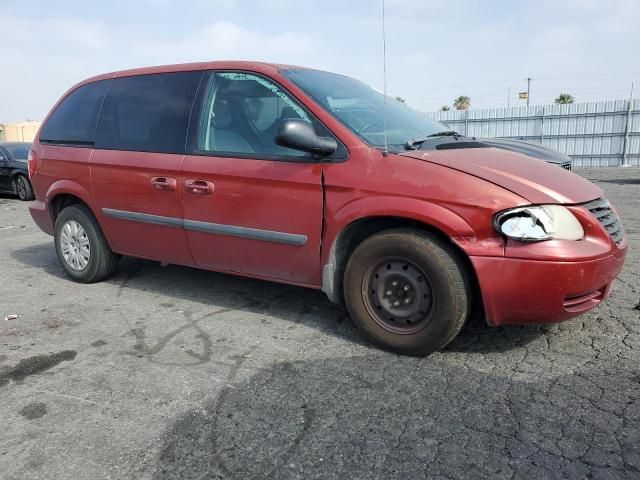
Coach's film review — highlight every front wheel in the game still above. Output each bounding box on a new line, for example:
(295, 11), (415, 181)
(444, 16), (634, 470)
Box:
(343, 229), (470, 355)
(54, 204), (118, 283)
(14, 175), (34, 201)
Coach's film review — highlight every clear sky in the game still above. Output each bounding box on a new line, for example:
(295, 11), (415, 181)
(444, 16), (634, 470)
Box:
(1, 0), (638, 122)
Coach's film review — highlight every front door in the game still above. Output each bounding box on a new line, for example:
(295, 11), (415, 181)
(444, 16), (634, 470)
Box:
(181, 71), (325, 285)
(90, 71), (202, 265)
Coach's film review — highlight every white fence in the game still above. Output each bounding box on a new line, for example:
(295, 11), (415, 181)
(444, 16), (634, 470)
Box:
(427, 99), (640, 167)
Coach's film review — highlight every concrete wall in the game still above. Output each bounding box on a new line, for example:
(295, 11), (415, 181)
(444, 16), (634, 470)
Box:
(0, 121), (41, 143)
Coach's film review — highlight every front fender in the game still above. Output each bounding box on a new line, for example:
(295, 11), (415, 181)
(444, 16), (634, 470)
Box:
(321, 196), (483, 303)
(329, 196), (476, 241)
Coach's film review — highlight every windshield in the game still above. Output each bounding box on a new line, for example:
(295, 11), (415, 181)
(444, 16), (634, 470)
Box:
(282, 69), (449, 148)
(5, 144), (29, 160)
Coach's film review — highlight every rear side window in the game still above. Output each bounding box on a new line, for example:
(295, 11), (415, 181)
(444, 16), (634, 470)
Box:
(95, 71), (202, 154)
(40, 80), (109, 145)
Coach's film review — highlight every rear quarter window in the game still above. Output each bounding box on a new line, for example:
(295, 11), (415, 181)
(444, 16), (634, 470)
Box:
(94, 71), (202, 155)
(40, 80), (109, 145)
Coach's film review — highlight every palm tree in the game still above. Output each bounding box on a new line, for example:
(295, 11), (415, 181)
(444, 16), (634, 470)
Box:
(440, 105), (451, 111)
(453, 96), (471, 110)
(555, 93), (575, 104)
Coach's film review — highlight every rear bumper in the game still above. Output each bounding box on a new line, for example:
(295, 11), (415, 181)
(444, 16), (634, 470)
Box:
(471, 250), (627, 326)
(29, 199), (54, 236)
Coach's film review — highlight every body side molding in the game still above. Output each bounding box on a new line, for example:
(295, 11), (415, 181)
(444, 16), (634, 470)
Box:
(102, 208), (183, 228)
(183, 219), (307, 245)
(101, 208), (307, 246)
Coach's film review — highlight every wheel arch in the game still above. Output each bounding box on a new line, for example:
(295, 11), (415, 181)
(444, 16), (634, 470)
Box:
(322, 213), (483, 321)
(45, 180), (94, 223)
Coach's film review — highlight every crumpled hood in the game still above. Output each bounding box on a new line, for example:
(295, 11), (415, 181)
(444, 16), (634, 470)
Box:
(400, 147), (602, 204)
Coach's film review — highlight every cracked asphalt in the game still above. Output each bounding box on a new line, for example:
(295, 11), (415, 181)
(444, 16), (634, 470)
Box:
(0, 167), (639, 480)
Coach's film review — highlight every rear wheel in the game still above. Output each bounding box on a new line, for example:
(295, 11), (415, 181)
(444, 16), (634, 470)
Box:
(54, 205), (118, 282)
(14, 175), (34, 201)
(344, 229), (470, 355)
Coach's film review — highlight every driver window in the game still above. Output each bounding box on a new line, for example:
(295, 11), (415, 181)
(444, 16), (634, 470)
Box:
(198, 72), (312, 158)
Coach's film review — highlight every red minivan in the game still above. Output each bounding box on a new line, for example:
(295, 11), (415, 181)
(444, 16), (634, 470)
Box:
(28, 61), (627, 355)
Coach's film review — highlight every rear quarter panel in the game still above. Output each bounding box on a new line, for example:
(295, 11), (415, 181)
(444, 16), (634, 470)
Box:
(38, 146), (93, 200)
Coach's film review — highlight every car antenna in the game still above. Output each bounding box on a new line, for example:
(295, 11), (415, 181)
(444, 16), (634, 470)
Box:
(382, 0), (388, 155)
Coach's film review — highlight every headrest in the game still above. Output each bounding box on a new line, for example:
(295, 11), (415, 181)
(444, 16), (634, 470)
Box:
(212, 100), (232, 129)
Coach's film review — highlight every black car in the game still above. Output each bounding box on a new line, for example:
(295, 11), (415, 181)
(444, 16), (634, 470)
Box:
(478, 137), (572, 170)
(407, 133), (572, 170)
(0, 142), (34, 200)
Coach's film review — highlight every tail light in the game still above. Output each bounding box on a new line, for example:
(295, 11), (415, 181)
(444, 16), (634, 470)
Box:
(27, 149), (37, 178)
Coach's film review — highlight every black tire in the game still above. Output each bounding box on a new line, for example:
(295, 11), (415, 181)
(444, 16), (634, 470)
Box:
(54, 204), (118, 283)
(14, 175), (34, 201)
(343, 229), (470, 356)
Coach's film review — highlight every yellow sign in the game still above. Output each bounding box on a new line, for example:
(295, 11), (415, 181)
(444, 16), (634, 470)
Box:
(519, 92), (528, 99)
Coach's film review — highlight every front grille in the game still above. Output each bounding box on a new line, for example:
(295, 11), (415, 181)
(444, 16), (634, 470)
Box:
(561, 162), (572, 171)
(583, 198), (624, 244)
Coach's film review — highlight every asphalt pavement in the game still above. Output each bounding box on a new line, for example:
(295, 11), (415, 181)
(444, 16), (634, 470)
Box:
(1, 167), (639, 479)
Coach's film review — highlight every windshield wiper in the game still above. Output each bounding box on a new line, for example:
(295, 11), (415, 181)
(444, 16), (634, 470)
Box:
(406, 130), (460, 150)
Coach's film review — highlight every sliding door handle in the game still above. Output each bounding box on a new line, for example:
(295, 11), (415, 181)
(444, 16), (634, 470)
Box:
(185, 179), (214, 195)
(151, 176), (177, 192)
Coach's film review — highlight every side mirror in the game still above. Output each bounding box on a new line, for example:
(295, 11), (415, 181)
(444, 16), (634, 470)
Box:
(275, 119), (337, 156)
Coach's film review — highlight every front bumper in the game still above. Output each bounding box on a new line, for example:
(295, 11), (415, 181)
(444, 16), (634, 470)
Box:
(471, 248), (627, 326)
(29, 199), (54, 236)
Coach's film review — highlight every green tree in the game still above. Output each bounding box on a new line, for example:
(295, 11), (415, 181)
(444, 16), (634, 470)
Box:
(440, 105), (451, 111)
(453, 95), (471, 110)
(395, 96), (406, 104)
(555, 93), (575, 104)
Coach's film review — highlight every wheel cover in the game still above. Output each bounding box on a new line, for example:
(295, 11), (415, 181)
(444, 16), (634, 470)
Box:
(362, 257), (435, 334)
(16, 177), (26, 199)
(60, 220), (91, 271)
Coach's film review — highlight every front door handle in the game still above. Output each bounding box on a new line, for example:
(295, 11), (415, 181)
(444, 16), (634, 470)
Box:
(185, 179), (214, 195)
(151, 176), (177, 192)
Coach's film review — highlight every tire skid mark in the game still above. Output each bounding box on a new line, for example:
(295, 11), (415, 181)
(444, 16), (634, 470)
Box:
(209, 351), (259, 479)
(262, 405), (315, 480)
(125, 309), (233, 366)
(116, 260), (144, 298)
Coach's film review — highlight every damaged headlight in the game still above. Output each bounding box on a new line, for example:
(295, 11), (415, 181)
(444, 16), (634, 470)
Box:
(494, 205), (584, 241)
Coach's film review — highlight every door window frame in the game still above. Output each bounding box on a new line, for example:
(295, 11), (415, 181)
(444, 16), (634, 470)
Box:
(186, 70), (349, 163)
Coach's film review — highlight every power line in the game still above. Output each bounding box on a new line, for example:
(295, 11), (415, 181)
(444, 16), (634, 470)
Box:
(390, 79), (514, 93)
(533, 71), (640, 81)
(407, 84), (639, 101)
(388, 71), (640, 94)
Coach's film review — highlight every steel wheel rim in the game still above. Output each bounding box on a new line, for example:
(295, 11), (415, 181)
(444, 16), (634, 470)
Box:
(60, 220), (91, 271)
(362, 257), (435, 334)
(16, 177), (26, 199)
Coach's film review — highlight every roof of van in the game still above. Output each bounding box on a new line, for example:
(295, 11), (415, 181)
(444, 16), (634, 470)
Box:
(80, 61), (312, 86)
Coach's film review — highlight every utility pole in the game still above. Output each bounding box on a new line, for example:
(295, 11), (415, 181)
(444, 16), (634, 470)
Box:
(507, 85), (511, 108)
(526, 78), (531, 108)
(622, 82), (634, 167)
